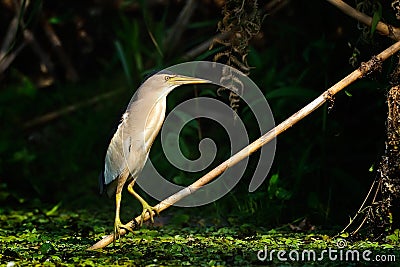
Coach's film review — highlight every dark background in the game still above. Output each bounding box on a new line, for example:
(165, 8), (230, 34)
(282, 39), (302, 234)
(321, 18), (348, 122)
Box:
(0, 0), (395, 230)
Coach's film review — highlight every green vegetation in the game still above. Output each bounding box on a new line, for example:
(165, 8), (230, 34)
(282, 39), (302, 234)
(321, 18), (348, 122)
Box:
(1, 208), (399, 266)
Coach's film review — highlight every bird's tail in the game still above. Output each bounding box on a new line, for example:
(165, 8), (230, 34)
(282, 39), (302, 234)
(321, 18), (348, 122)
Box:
(98, 171), (106, 195)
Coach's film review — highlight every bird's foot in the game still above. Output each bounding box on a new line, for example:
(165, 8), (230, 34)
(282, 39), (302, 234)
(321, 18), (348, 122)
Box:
(139, 202), (159, 226)
(113, 218), (136, 245)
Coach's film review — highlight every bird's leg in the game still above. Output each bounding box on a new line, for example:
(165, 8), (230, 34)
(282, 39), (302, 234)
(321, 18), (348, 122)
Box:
(113, 192), (123, 244)
(113, 192), (136, 245)
(127, 180), (159, 226)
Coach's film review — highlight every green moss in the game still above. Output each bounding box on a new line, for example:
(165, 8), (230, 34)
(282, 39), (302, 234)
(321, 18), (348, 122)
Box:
(0, 209), (399, 266)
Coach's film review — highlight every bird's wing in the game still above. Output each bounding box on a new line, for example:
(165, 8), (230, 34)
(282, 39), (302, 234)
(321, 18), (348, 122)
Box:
(102, 95), (158, 190)
(103, 121), (128, 186)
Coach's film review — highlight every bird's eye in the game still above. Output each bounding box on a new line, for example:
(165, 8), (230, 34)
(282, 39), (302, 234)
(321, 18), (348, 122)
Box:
(165, 76), (172, 81)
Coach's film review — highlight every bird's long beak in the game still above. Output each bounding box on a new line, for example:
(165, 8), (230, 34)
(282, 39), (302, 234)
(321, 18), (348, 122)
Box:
(169, 75), (210, 85)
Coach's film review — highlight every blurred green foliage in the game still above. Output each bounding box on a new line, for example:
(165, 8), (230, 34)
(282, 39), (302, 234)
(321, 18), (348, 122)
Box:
(0, 0), (396, 233)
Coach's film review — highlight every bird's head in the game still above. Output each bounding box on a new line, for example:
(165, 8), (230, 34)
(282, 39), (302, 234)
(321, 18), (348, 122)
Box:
(163, 74), (210, 87)
(141, 72), (211, 96)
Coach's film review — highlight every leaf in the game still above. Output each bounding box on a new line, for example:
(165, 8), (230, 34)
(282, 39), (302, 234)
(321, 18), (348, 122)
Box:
(114, 40), (133, 89)
(12, 148), (36, 163)
(275, 187), (292, 200)
(18, 76), (37, 97)
(45, 202), (62, 216)
(48, 16), (62, 24)
(269, 173), (279, 186)
(371, 3), (382, 36)
(39, 241), (55, 255)
(344, 90), (352, 97)
(198, 88), (217, 97)
(173, 175), (185, 184)
(369, 164), (374, 172)
(267, 173), (279, 199)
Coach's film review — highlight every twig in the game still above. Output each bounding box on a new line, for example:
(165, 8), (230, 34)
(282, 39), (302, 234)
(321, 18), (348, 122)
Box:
(0, 2), (28, 74)
(265, 0), (290, 14)
(341, 178), (377, 234)
(0, 17), (19, 64)
(11, 0), (55, 76)
(41, 17), (79, 82)
(181, 32), (232, 60)
(0, 42), (26, 74)
(88, 40), (400, 251)
(351, 214), (369, 236)
(164, 0), (197, 56)
(350, 176), (383, 236)
(23, 89), (122, 129)
(22, 29), (55, 75)
(326, 0), (400, 41)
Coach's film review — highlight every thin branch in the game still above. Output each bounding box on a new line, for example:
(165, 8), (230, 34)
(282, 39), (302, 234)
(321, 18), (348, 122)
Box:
(22, 29), (55, 75)
(23, 89), (122, 129)
(0, 42), (26, 74)
(351, 214), (369, 236)
(41, 17), (79, 82)
(164, 0), (197, 56)
(0, 17), (19, 62)
(181, 32), (232, 60)
(341, 178), (377, 234)
(350, 175), (384, 236)
(326, 0), (400, 41)
(88, 40), (400, 251)
(0, 2), (26, 74)
(265, 0), (290, 14)
(0, 0), (54, 76)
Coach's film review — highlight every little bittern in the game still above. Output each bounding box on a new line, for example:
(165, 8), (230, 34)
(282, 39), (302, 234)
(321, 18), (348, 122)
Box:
(99, 72), (210, 242)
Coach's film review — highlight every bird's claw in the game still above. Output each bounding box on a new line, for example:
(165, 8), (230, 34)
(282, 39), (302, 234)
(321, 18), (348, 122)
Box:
(113, 219), (136, 245)
(139, 203), (159, 226)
